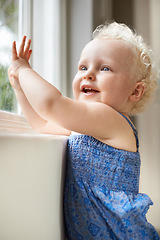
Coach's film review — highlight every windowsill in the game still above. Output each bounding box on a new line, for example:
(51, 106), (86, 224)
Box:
(0, 110), (69, 141)
(0, 110), (35, 134)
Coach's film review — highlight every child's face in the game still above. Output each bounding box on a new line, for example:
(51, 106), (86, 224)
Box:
(72, 38), (135, 113)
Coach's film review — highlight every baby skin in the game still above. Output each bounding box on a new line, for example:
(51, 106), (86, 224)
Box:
(8, 36), (145, 152)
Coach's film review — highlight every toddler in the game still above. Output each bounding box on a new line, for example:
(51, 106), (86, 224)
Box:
(8, 22), (159, 239)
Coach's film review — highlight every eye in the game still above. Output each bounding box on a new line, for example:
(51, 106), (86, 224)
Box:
(80, 66), (87, 71)
(101, 67), (110, 71)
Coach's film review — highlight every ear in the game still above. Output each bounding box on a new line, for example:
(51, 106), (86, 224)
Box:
(129, 81), (146, 102)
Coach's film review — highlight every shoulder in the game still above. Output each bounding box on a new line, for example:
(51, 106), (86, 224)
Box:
(95, 111), (138, 152)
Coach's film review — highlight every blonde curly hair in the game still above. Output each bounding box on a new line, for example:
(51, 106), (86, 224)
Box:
(93, 21), (158, 114)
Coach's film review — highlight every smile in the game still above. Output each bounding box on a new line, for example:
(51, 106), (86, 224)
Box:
(82, 88), (99, 94)
(80, 84), (99, 95)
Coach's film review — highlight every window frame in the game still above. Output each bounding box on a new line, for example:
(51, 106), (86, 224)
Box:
(0, 0), (32, 132)
(0, 0), (67, 133)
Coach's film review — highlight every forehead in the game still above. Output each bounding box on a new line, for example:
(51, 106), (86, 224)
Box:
(80, 38), (133, 67)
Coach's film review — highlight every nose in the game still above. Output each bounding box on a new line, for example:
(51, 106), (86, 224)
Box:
(83, 71), (95, 81)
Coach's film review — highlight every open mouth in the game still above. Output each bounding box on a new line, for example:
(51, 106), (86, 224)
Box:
(82, 88), (99, 94)
(81, 85), (99, 95)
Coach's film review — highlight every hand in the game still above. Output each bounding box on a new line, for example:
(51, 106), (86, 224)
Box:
(8, 36), (32, 90)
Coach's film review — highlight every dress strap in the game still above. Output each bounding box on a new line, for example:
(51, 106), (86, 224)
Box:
(119, 113), (139, 150)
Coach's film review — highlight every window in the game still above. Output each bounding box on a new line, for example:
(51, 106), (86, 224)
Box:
(0, 0), (67, 113)
(0, 0), (33, 132)
(0, 0), (19, 112)
(0, 0), (32, 113)
(0, 0), (67, 132)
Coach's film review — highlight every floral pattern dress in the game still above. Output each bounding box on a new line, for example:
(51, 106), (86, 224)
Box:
(64, 114), (160, 240)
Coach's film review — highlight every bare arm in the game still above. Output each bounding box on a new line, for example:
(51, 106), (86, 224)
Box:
(8, 37), (70, 135)
(14, 88), (70, 135)
(9, 36), (134, 147)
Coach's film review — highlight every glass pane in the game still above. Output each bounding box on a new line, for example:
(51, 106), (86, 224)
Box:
(0, 0), (19, 112)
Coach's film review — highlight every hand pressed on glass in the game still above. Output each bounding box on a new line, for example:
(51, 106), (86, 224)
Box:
(8, 36), (32, 90)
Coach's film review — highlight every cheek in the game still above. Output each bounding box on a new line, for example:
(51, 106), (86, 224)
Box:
(72, 77), (79, 99)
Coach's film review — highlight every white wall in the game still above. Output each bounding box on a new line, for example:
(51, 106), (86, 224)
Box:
(134, 0), (160, 230)
(0, 134), (68, 240)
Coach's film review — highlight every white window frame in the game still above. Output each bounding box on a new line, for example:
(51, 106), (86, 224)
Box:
(31, 0), (67, 94)
(0, 0), (67, 133)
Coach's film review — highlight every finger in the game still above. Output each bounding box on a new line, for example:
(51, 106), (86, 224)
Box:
(8, 65), (13, 74)
(18, 35), (27, 57)
(10, 70), (17, 79)
(26, 49), (32, 61)
(10, 71), (18, 81)
(10, 70), (15, 77)
(24, 38), (32, 58)
(11, 41), (18, 60)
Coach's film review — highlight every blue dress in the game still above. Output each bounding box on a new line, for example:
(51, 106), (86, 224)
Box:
(64, 114), (160, 239)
